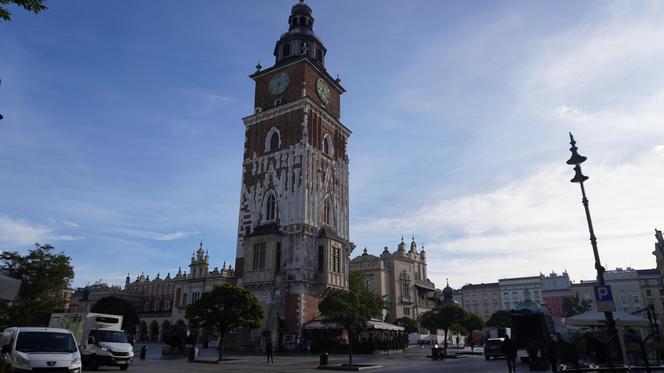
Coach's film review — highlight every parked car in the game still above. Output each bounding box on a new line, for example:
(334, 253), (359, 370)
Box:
(484, 337), (505, 360)
(0, 327), (82, 372)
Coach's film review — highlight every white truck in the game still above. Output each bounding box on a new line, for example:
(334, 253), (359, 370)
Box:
(49, 313), (134, 370)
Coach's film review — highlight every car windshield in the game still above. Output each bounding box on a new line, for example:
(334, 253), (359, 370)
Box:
(96, 330), (128, 343)
(15, 332), (77, 353)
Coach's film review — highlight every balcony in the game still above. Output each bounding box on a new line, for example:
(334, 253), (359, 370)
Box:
(416, 298), (436, 309)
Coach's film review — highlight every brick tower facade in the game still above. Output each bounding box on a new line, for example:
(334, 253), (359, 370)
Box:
(234, 1), (351, 348)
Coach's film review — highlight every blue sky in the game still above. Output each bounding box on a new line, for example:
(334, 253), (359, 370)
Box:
(1, 1), (663, 289)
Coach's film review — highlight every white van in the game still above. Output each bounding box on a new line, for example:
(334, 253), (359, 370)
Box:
(49, 313), (133, 370)
(0, 327), (82, 372)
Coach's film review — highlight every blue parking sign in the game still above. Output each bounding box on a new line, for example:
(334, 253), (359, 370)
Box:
(594, 285), (613, 302)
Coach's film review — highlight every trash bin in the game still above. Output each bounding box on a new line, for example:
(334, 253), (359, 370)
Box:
(431, 347), (438, 360)
(140, 346), (148, 360)
(188, 346), (196, 362)
(320, 351), (329, 366)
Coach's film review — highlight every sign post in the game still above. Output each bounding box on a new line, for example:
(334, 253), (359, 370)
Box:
(594, 285), (616, 313)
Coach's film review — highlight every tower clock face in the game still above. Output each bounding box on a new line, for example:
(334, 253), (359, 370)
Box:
(269, 72), (290, 95)
(316, 78), (331, 104)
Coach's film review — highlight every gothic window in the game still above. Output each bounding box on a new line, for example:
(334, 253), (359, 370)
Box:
(265, 127), (281, 152)
(282, 43), (290, 57)
(318, 246), (324, 272)
(265, 193), (276, 222)
(322, 134), (333, 157)
(324, 196), (332, 225)
(316, 48), (323, 63)
(275, 243), (281, 272)
(332, 247), (341, 273)
(402, 281), (410, 299)
(253, 243), (267, 270)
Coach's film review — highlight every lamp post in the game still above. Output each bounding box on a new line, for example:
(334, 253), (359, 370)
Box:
(566, 133), (621, 363)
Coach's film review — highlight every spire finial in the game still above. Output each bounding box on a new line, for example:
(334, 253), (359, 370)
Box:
(401, 235), (404, 243)
(411, 234), (415, 241)
(256, 61), (262, 72)
(446, 278), (449, 287)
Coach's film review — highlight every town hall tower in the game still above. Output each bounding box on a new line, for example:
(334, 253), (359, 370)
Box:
(234, 1), (351, 347)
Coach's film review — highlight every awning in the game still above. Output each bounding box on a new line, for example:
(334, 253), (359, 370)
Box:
(414, 282), (436, 291)
(0, 273), (21, 301)
(304, 319), (404, 332)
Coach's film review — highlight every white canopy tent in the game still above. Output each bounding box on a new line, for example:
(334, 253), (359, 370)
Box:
(0, 273), (21, 301)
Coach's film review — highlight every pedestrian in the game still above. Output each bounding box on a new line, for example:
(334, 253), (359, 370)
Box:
(501, 335), (517, 373)
(455, 335), (460, 348)
(548, 334), (561, 373)
(266, 338), (274, 363)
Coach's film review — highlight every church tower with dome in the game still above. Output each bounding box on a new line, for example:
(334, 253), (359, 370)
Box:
(233, 0), (352, 347)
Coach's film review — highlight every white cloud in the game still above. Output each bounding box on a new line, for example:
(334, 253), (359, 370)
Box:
(154, 230), (190, 241)
(0, 215), (51, 246)
(62, 220), (80, 228)
(354, 145), (664, 288)
(555, 106), (588, 122)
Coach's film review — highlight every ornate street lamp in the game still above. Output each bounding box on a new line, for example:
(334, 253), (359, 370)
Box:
(566, 133), (622, 363)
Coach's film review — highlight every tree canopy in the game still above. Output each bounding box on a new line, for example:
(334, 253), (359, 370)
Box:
(395, 316), (420, 334)
(562, 293), (592, 317)
(91, 296), (140, 332)
(185, 284), (263, 361)
(0, 243), (74, 328)
(318, 272), (384, 367)
(1, 0), (47, 21)
(487, 310), (512, 328)
(420, 303), (468, 349)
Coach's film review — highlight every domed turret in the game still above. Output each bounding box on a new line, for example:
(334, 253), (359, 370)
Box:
(274, 0), (327, 68)
(397, 236), (406, 252)
(410, 235), (418, 253)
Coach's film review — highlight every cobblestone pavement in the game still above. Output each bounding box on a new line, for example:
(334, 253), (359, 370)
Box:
(94, 344), (526, 373)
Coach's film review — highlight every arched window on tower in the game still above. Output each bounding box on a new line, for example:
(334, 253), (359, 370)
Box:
(316, 48), (323, 63)
(265, 193), (276, 222)
(265, 127), (281, 152)
(269, 131), (280, 151)
(324, 196), (332, 226)
(323, 134), (334, 157)
(282, 43), (290, 58)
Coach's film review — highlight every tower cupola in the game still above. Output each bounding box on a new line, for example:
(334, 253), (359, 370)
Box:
(274, 0), (327, 68)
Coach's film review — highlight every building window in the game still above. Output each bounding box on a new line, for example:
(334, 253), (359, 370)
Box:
(182, 293), (188, 305)
(659, 289), (664, 296)
(324, 196), (332, 225)
(316, 48), (323, 62)
(647, 289), (652, 296)
(192, 291), (200, 303)
(323, 135), (334, 157)
(253, 243), (267, 270)
(318, 246), (325, 272)
(402, 281), (410, 299)
(269, 132), (280, 151)
(512, 292), (518, 299)
(282, 43), (290, 57)
(404, 307), (411, 316)
(633, 295), (641, 305)
(265, 193), (276, 222)
(265, 127), (281, 152)
(621, 295), (627, 304)
(275, 243), (282, 272)
(332, 247), (341, 273)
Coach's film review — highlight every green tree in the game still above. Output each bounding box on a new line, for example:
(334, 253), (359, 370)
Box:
(185, 284), (263, 361)
(318, 272), (384, 367)
(1, 0), (47, 21)
(562, 293), (592, 317)
(487, 310), (512, 328)
(395, 316), (420, 334)
(419, 304), (468, 350)
(91, 296), (140, 332)
(0, 243), (74, 328)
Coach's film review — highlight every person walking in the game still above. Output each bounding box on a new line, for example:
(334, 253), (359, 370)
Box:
(266, 338), (274, 363)
(501, 335), (517, 373)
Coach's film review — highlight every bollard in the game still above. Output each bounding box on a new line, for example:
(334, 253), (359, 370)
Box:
(140, 346), (148, 360)
(320, 351), (328, 366)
